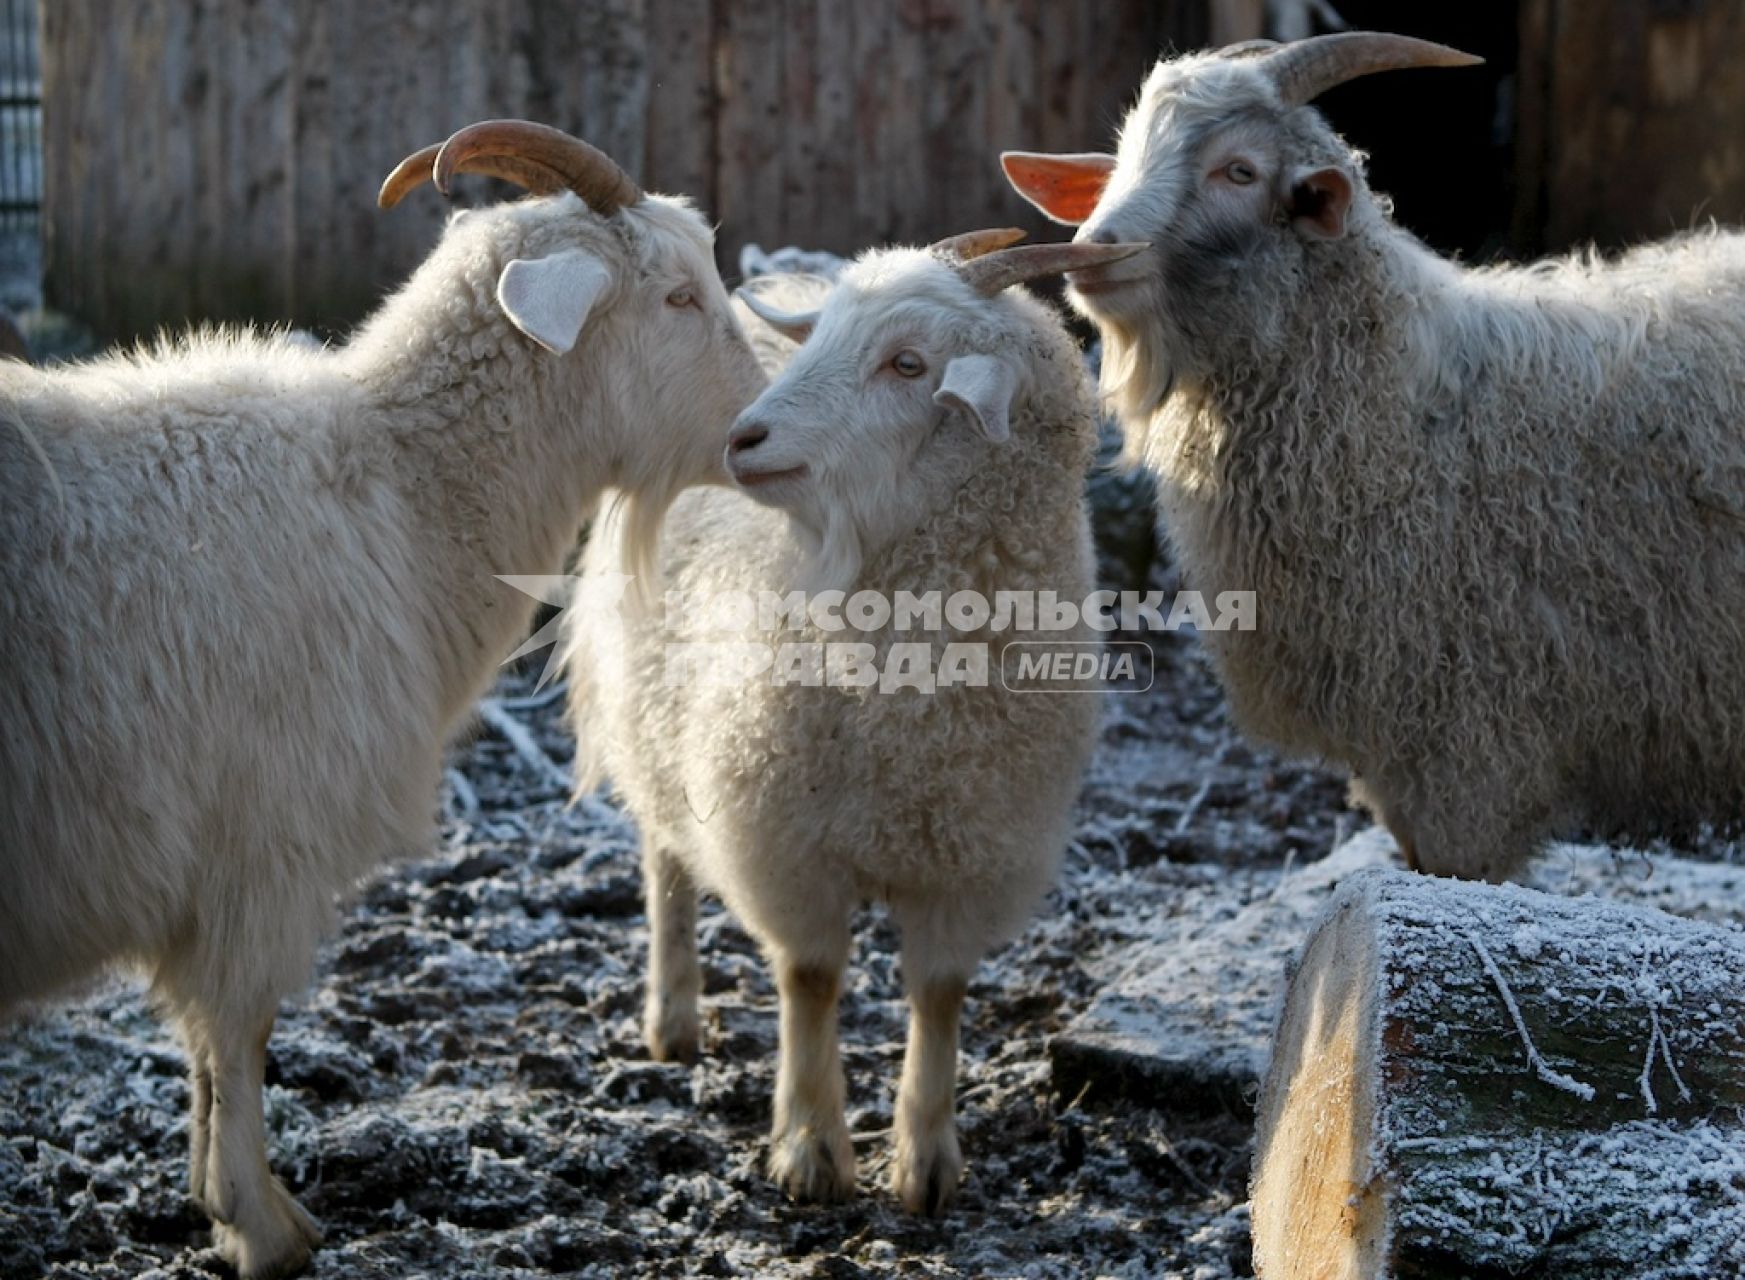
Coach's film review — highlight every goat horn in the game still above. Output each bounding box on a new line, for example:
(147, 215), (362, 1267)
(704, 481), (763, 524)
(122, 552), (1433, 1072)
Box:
(379, 119), (643, 215)
(957, 241), (1148, 298)
(1262, 31), (1482, 108)
(928, 228), (1028, 261)
(378, 141), (568, 209)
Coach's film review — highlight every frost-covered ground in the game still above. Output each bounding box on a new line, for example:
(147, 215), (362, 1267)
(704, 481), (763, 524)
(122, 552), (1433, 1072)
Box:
(0, 613), (1357, 1280)
(7, 609), (1745, 1279)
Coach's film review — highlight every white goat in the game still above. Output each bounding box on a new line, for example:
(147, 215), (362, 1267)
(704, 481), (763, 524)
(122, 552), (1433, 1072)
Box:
(1004, 32), (1745, 881)
(0, 120), (764, 1278)
(564, 232), (1143, 1212)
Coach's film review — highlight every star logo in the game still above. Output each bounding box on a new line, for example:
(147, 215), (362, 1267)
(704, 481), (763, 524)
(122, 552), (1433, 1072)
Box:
(495, 572), (635, 691)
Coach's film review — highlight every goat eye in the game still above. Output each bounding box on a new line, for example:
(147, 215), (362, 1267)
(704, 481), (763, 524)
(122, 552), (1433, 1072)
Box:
(1224, 161), (1258, 186)
(667, 287), (696, 309)
(891, 350), (927, 378)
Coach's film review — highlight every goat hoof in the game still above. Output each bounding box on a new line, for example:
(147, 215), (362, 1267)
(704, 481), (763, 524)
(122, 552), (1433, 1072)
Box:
(892, 1128), (963, 1216)
(769, 1126), (856, 1203)
(211, 1179), (322, 1279)
(644, 1002), (700, 1064)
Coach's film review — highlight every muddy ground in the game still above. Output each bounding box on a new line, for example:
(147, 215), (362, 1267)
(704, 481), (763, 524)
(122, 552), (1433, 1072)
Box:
(0, 593), (1367, 1280)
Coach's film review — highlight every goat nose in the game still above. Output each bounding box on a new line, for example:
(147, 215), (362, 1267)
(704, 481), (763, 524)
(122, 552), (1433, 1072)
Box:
(1086, 226), (1122, 246)
(728, 422), (768, 454)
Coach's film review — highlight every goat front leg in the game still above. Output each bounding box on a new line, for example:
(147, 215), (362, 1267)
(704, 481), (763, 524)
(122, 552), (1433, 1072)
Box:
(891, 973), (968, 1215)
(768, 948), (856, 1202)
(643, 845), (702, 1062)
(193, 1005), (322, 1279)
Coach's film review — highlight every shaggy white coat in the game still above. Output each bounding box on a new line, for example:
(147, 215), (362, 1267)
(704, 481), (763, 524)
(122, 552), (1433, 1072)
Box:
(0, 189), (764, 1277)
(565, 249), (1101, 1213)
(1030, 44), (1745, 880)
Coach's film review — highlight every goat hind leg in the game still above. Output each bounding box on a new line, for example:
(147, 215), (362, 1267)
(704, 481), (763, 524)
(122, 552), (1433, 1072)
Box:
(184, 1030), (215, 1209)
(643, 845), (702, 1062)
(198, 1002), (322, 1279)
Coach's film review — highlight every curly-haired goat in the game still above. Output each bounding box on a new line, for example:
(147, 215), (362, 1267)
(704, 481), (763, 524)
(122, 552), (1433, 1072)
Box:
(564, 233), (1142, 1212)
(1004, 32), (1745, 880)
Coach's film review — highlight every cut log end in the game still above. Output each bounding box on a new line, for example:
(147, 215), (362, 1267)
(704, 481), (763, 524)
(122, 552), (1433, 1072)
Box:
(1253, 868), (1745, 1280)
(1250, 894), (1386, 1280)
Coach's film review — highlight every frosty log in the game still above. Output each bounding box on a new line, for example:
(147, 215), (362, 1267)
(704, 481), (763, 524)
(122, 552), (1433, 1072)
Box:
(1251, 867), (1745, 1280)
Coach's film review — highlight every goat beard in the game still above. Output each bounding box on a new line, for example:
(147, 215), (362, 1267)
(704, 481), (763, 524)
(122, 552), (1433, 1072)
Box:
(615, 478), (686, 612)
(1098, 319), (1179, 467)
(789, 500), (865, 599)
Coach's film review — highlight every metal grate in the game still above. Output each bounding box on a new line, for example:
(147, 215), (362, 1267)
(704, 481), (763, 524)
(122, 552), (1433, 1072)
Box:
(0, 0), (38, 235)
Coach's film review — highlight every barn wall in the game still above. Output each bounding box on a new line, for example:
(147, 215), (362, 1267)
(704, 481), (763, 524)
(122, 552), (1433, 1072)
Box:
(40, 0), (1206, 341)
(1515, 0), (1745, 254)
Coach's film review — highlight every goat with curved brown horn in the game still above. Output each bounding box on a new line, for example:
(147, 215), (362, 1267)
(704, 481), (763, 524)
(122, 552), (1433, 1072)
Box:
(998, 21), (1745, 911)
(0, 116), (766, 1280)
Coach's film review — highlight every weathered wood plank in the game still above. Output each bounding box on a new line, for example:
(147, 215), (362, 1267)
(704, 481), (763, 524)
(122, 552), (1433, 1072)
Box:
(806, 0), (854, 255)
(1516, 0), (1745, 254)
(40, 0), (1215, 339)
(848, 1), (895, 250)
(642, 0), (714, 203)
(714, 0), (784, 259)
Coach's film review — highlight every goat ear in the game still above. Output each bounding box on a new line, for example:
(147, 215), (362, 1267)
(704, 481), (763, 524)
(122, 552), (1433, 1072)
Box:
(1286, 167), (1353, 241)
(935, 353), (1020, 444)
(1001, 151), (1116, 226)
(496, 249), (613, 354)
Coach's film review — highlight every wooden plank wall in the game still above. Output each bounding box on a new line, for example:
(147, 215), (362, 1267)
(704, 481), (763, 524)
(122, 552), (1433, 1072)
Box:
(41, 0), (1206, 341)
(1515, 0), (1745, 254)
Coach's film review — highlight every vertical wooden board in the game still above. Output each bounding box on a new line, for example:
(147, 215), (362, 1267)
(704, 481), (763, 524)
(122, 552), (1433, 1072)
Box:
(1510, 0), (1553, 254)
(714, 0), (783, 267)
(37, 0), (83, 321)
(319, 1), (435, 329)
(1083, 0), (1168, 158)
(848, 1), (893, 249)
(1036, 0), (1086, 158)
(883, 0), (930, 246)
(217, 0), (294, 324)
(152, 0), (201, 328)
(804, 0), (854, 254)
(985, 0), (1054, 241)
(779, 0), (819, 251)
(921, 0), (993, 239)
(985, 0), (1036, 154)
(115, 0), (182, 336)
(643, 0), (715, 205)
(1543, 0), (1612, 248)
(603, 0), (652, 179)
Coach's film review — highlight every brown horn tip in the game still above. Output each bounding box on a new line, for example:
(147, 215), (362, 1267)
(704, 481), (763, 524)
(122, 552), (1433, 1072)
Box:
(1264, 31), (1483, 108)
(928, 228), (1028, 262)
(434, 118), (642, 215)
(379, 141), (571, 209)
(958, 241), (1148, 298)
(378, 142), (445, 210)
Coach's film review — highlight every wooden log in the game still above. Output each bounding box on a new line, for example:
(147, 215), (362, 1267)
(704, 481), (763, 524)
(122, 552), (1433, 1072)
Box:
(1252, 868), (1745, 1280)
